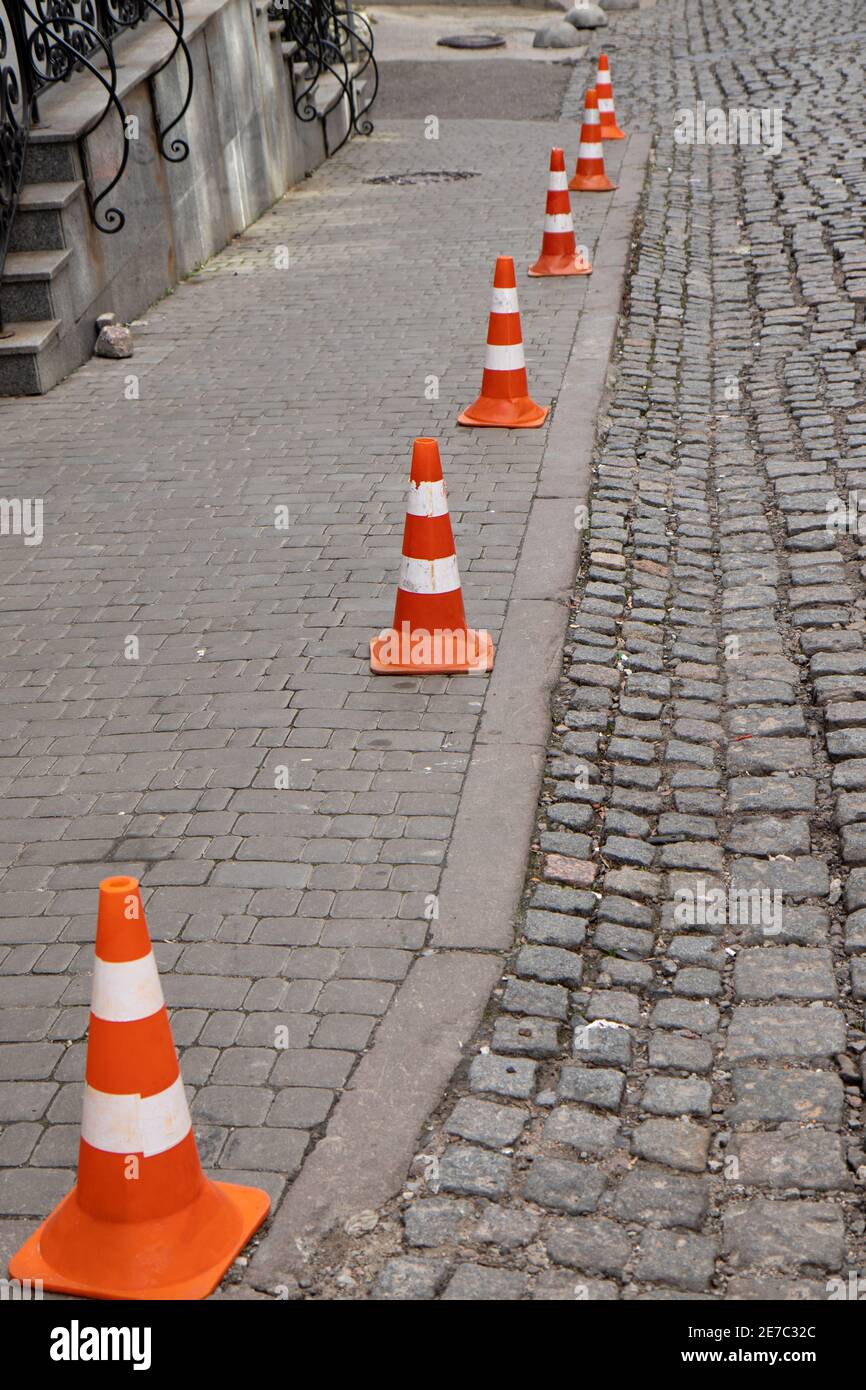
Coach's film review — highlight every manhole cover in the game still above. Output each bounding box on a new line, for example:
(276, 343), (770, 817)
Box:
(436, 33), (506, 49)
(366, 170), (481, 186)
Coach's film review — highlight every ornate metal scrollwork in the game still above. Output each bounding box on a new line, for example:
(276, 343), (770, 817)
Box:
(23, 0), (130, 231)
(271, 0), (378, 154)
(330, 2), (377, 138)
(141, 0), (193, 162)
(1, 1), (30, 330)
(0, 0), (192, 328)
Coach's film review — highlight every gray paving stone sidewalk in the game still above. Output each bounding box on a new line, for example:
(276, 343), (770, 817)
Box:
(0, 51), (630, 1265)
(292, 0), (866, 1300)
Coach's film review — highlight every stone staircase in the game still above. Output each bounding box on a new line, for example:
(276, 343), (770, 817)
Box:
(280, 26), (376, 165)
(1, 148), (92, 395)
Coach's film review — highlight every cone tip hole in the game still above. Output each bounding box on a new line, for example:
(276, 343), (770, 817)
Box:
(100, 875), (139, 894)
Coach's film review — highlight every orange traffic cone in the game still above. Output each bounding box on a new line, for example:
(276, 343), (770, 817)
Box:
(370, 438), (494, 675)
(569, 89), (617, 192)
(458, 256), (548, 428)
(597, 54), (626, 140)
(8, 876), (269, 1300)
(529, 147), (593, 278)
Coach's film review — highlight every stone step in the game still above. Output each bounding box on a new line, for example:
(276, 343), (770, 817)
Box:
(8, 181), (85, 253)
(1, 249), (72, 322)
(315, 64), (367, 119)
(0, 319), (62, 395)
(290, 57), (369, 119)
(23, 138), (81, 185)
(16, 181), (84, 211)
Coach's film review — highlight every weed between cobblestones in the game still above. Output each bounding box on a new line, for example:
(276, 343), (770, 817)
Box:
(301, 0), (866, 1301)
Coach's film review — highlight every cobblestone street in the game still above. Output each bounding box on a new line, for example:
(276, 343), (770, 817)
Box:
(284, 0), (866, 1300)
(2, 0), (866, 1314)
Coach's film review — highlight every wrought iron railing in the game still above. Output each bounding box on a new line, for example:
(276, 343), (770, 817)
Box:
(0, 0), (192, 332)
(270, 0), (378, 155)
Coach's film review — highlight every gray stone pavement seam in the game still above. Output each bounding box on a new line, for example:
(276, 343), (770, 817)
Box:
(248, 133), (652, 1287)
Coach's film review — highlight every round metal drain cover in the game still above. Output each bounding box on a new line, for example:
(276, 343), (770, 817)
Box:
(436, 33), (506, 49)
(366, 170), (481, 186)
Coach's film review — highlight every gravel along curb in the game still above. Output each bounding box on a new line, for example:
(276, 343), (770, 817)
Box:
(249, 133), (653, 1289)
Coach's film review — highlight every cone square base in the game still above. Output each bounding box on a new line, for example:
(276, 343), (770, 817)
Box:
(8, 1179), (270, 1301)
(370, 629), (494, 675)
(600, 126), (626, 140)
(457, 399), (548, 429)
(568, 173), (617, 192)
(528, 253), (593, 278)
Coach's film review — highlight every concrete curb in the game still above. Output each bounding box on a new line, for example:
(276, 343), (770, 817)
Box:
(249, 131), (652, 1289)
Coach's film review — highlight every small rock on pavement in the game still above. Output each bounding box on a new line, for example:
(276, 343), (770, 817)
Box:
(343, 1209), (378, 1236)
(533, 20), (586, 47)
(95, 323), (134, 358)
(564, 3), (609, 27)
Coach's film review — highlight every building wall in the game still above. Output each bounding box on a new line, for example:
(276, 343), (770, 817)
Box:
(5, 0), (337, 391)
(75, 0), (310, 330)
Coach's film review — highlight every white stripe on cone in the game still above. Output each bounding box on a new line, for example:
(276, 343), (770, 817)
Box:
(398, 553), (461, 595)
(91, 952), (164, 1024)
(598, 97), (615, 113)
(578, 141), (603, 160)
(406, 479), (449, 518)
(484, 342), (526, 372)
(544, 213), (574, 233)
(584, 109), (600, 125)
(549, 171), (569, 191)
(490, 287), (520, 314)
(81, 1075), (191, 1157)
